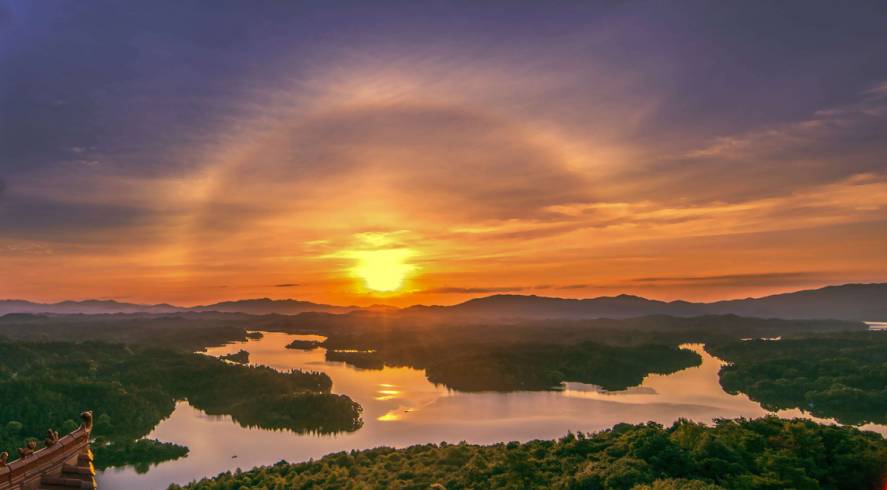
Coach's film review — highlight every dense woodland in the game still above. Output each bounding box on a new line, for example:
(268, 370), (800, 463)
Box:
(0, 312), (253, 350)
(710, 331), (887, 425)
(174, 416), (887, 489)
(279, 314), (863, 392)
(316, 322), (707, 391)
(0, 311), (882, 480)
(286, 339), (323, 350)
(262, 312), (864, 348)
(4, 312), (857, 394)
(94, 439), (189, 473)
(220, 349), (250, 364)
(0, 341), (362, 469)
(0, 310), (864, 355)
(421, 342), (700, 391)
(318, 337), (702, 391)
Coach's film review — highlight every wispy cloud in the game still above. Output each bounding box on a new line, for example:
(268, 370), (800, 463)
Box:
(630, 272), (820, 286)
(1, 3), (885, 304)
(685, 82), (887, 162)
(424, 286), (529, 294)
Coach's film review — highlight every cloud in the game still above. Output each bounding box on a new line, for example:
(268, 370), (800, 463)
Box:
(534, 172), (887, 242)
(273, 283), (299, 288)
(0, 241), (53, 256)
(616, 81), (887, 205)
(424, 283), (596, 294)
(180, 100), (596, 272)
(424, 286), (529, 294)
(2, 2), (886, 304)
(0, 3), (10, 26)
(863, 81), (887, 98)
(684, 85), (887, 163)
(630, 272), (822, 287)
(0, 195), (162, 242)
(195, 102), (591, 229)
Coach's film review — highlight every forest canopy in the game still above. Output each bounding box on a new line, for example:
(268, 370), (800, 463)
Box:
(0, 341), (363, 470)
(175, 416), (887, 490)
(710, 331), (887, 425)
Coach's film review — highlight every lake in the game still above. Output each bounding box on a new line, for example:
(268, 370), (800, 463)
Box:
(868, 321), (887, 331)
(97, 331), (887, 489)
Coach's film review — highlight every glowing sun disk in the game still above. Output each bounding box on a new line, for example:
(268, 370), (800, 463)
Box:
(351, 248), (416, 292)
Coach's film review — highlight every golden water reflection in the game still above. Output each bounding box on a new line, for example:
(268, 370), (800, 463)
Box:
(98, 332), (887, 490)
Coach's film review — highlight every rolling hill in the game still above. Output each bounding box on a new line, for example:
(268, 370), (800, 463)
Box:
(2, 283), (884, 321)
(405, 283), (887, 321)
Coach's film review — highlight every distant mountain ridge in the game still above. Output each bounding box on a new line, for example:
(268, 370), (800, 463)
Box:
(0, 299), (182, 315)
(0, 298), (350, 316)
(1, 283), (884, 321)
(704, 283), (887, 321)
(189, 298), (350, 315)
(404, 283), (887, 321)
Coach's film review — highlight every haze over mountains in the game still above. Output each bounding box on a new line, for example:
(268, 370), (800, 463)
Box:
(1, 283), (884, 321)
(404, 283), (887, 321)
(0, 298), (349, 316)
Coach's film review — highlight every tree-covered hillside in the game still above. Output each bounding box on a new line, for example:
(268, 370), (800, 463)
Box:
(175, 417), (887, 489)
(711, 331), (887, 425)
(0, 341), (363, 470)
(267, 314), (861, 392)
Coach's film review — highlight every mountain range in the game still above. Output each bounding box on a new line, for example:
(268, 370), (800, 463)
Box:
(1, 283), (884, 321)
(403, 283), (887, 321)
(0, 298), (349, 316)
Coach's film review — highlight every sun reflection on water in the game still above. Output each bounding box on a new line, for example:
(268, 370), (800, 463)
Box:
(100, 331), (887, 490)
(375, 388), (402, 401)
(377, 411), (403, 422)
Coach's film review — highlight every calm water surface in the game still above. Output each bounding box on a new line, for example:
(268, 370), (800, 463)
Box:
(98, 331), (887, 489)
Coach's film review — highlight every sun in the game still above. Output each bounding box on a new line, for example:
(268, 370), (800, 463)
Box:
(351, 248), (416, 293)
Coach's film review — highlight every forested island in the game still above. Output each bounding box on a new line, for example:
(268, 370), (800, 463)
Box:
(711, 331), (887, 425)
(286, 339), (323, 350)
(258, 313), (865, 392)
(325, 349), (385, 370)
(0, 310), (883, 482)
(0, 312), (253, 350)
(0, 341), (363, 470)
(423, 342), (700, 391)
(219, 349), (250, 364)
(174, 416), (887, 489)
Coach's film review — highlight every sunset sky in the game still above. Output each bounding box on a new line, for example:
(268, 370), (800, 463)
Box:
(1, 1), (886, 306)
